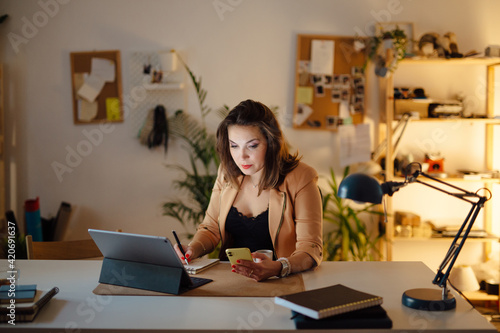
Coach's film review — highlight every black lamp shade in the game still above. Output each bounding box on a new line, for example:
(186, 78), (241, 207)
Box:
(337, 173), (383, 204)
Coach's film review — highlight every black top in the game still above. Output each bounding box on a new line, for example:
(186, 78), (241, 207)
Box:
(225, 206), (274, 258)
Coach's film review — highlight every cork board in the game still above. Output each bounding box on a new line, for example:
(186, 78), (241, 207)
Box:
(293, 35), (367, 131)
(70, 50), (123, 124)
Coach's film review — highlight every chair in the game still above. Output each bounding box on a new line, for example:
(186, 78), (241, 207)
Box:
(25, 235), (103, 260)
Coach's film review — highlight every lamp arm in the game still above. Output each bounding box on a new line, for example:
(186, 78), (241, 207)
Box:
(372, 113), (411, 161)
(432, 198), (486, 289)
(400, 165), (491, 296)
(381, 181), (407, 196)
(412, 171), (480, 205)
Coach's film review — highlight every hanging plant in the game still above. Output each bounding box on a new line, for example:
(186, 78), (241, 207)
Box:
(368, 26), (408, 77)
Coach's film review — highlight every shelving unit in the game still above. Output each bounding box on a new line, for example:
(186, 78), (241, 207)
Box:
(143, 82), (184, 90)
(129, 52), (186, 136)
(377, 57), (500, 265)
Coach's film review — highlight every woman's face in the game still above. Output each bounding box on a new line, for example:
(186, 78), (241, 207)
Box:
(228, 125), (267, 176)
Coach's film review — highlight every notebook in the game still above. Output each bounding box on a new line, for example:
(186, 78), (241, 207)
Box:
(184, 258), (220, 274)
(0, 287), (59, 323)
(291, 305), (392, 329)
(0, 284), (37, 304)
(88, 229), (213, 293)
(275, 284), (383, 320)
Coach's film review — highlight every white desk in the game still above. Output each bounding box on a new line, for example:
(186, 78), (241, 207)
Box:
(0, 260), (496, 332)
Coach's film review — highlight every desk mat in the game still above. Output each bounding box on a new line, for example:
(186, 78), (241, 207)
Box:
(92, 262), (305, 297)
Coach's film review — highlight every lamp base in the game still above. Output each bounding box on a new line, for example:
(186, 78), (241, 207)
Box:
(402, 288), (456, 311)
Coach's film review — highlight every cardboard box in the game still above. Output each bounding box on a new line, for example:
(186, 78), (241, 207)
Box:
(394, 99), (430, 119)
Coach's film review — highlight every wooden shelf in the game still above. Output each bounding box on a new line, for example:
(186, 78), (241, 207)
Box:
(397, 117), (500, 125)
(462, 290), (498, 302)
(392, 176), (500, 184)
(143, 82), (184, 90)
(401, 57), (500, 66)
(393, 236), (499, 243)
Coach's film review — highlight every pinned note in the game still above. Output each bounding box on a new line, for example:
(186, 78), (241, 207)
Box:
(106, 97), (121, 121)
(310, 40), (334, 75)
(297, 86), (314, 105)
(77, 74), (105, 102)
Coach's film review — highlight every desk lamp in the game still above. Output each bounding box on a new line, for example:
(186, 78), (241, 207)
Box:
(338, 162), (491, 311)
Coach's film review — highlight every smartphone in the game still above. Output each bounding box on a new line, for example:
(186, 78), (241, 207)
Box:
(225, 247), (253, 265)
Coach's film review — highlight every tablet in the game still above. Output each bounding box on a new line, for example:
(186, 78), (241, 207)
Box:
(88, 229), (212, 290)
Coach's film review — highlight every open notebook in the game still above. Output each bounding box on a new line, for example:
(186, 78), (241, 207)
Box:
(184, 258), (220, 274)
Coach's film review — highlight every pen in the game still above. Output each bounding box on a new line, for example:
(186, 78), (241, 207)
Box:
(172, 230), (189, 265)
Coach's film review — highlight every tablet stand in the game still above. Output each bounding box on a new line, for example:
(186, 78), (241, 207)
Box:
(99, 257), (188, 295)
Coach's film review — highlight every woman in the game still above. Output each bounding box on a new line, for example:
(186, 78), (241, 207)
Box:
(175, 99), (323, 281)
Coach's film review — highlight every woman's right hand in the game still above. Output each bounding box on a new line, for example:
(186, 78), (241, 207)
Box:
(173, 243), (193, 263)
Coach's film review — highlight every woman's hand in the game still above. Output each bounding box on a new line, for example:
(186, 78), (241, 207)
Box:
(231, 252), (282, 281)
(173, 243), (193, 264)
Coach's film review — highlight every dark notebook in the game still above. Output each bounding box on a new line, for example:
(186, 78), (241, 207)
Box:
(0, 284), (37, 304)
(274, 284), (383, 319)
(0, 287), (58, 323)
(291, 305), (392, 329)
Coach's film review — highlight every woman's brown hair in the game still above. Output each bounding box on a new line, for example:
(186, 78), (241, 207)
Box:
(216, 99), (300, 192)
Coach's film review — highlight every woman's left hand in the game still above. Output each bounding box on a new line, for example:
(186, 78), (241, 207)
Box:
(231, 252), (282, 281)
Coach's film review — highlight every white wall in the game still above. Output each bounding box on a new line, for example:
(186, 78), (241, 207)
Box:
(1, 0), (499, 258)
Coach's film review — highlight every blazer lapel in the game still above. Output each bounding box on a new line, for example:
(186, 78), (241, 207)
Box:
(269, 189), (286, 247)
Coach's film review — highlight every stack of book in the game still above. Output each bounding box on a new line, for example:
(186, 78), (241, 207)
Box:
(274, 284), (392, 329)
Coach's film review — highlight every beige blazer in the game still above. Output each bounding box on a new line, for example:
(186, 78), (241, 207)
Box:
(192, 162), (323, 265)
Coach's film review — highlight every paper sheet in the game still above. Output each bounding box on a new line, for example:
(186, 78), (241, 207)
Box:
(339, 123), (371, 168)
(297, 86), (314, 105)
(78, 99), (98, 122)
(294, 104), (313, 126)
(91, 57), (116, 82)
(310, 40), (334, 75)
(106, 97), (121, 121)
(77, 73), (105, 102)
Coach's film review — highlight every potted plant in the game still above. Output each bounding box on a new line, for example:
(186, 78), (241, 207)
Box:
(322, 167), (385, 261)
(162, 52), (224, 253)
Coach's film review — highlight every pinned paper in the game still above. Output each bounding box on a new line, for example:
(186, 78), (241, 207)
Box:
(294, 104), (313, 126)
(106, 97), (121, 121)
(311, 40), (334, 75)
(339, 101), (350, 118)
(297, 86), (314, 105)
(91, 57), (116, 82)
(77, 74), (105, 102)
(78, 99), (98, 122)
(339, 123), (371, 168)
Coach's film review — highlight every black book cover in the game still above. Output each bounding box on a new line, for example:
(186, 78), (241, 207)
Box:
(275, 284), (383, 319)
(291, 305), (392, 329)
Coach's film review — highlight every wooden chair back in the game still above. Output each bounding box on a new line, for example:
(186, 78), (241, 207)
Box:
(26, 235), (103, 260)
